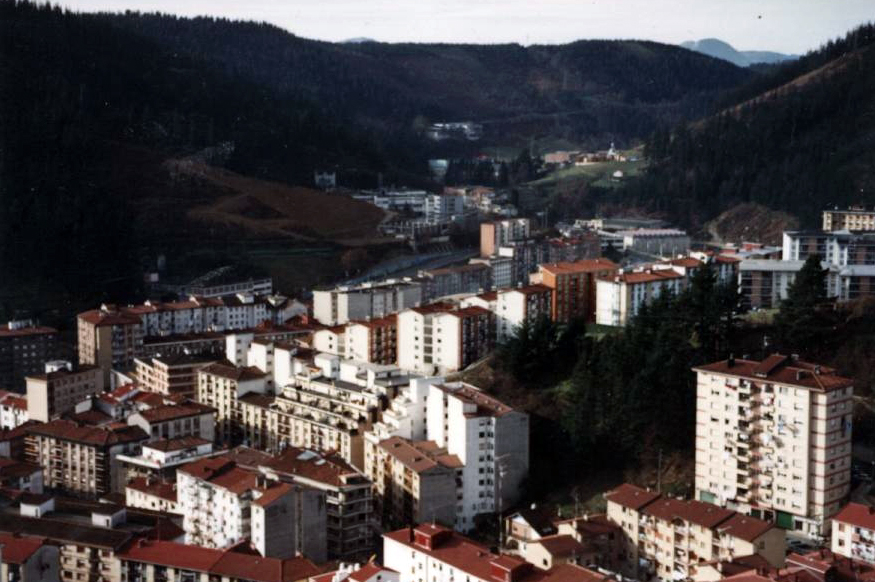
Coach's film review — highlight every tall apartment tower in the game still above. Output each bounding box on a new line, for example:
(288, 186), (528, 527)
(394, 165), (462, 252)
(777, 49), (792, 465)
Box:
(693, 354), (853, 538)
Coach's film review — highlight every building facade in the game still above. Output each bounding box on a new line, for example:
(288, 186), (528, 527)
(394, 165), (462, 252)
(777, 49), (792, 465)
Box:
(693, 355), (853, 537)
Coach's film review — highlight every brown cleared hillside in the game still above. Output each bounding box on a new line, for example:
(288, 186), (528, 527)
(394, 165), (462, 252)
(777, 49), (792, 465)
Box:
(168, 160), (387, 243)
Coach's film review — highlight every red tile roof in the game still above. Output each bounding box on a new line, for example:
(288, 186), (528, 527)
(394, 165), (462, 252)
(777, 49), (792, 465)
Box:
(201, 363), (267, 382)
(693, 355), (853, 392)
(642, 497), (735, 529)
(433, 382), (515, 417)
(348, 563), (397, 582)
(604, 483), (660, 510)
(26, 420), (148, 447)
(263, 447), (360, 487)
(540, 259), (618, 275)
(143, 436), (211, 452)
(0, 325), (56, 338)
(0, 533), (46, 563)
(252, 482), (295, 507)
(717, 513), (775, 542)
(534, 534), (586, 557)
(138, 402), (215, 423)
(833, 502), (875, 530)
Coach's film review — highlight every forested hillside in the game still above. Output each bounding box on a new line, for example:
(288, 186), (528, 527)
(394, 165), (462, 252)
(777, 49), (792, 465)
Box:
(0, 0), (756, 317)
(0, 1), (397, 315)
(98, 11), (751, 146)
(619, 23), (875, 229)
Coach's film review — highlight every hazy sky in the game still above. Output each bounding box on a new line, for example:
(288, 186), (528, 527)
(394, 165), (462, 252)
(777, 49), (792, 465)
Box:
(61, 0), (872, 54)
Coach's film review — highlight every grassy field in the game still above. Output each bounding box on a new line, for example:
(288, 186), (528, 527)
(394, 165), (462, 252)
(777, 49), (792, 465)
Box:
(529, 159), (648, 188)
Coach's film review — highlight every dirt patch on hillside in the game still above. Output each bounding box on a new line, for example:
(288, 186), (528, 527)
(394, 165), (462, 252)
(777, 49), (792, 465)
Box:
(705, 202), (799, 246)
(167, 159), (387, 243)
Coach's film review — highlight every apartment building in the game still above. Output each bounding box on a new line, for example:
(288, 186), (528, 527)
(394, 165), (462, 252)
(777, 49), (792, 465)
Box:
(595, 268), (685, 327)
(77, 307), (143, 383)
(470, 255), (514, 289)
(366, 380), (528, 532)
(424, 193), (465, 224)
(831, 502), (875, 564)
(177, 455), (328, 561)
(480, 218), (531, 257)
(552, 515), (624, 571)
(823, 208), (875, 232)
(25, 361), (104, 423)
(618, 229), (690, 257)
(537, 259), (618, 323)
(782, 230), (875, 266)
(260, 446), (376, 561)
(365, 436), (462, 529)
(344, 315), (398, 365)
(0, 510), (131, 582)
(196, 362), (268, 444)
(693, 355), (853, 537)
(237, 384), (369, 469)
(495, 285), (552, 342)
(383, 524), (613, 582)
(605, 483), (785, 581)
(313, 279), (423, 326)
(397, 304), (494, 375)
(0, 320), (57, 392)
(25, 420), (148, 496)
(498, 239), (550, 288)
(420, 264), (492, 301)
(126, 401), (217, 442)
(134, 353), (216, 397)
(119, 539), (320, 582)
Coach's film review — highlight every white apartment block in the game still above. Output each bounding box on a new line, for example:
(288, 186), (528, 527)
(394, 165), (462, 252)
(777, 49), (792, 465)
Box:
(0, 390), (28, 430)
(605, 483), (785, 582)
(313, 279), (423, 326)
(397, 304), (493, 375)
(177, 455), (328, 562)
(693, 355), (853, 538)
(595, 268), (684, 327)
(823, 208), (875, 232)
(618, 229), (690, 257)
(366, 379), (528, 532)
(495, 285), (552, 342)
(782, 230), (875, 267)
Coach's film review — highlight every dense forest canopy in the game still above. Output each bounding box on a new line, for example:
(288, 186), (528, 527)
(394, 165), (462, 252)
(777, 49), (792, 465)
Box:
(613, 23), (875, 229)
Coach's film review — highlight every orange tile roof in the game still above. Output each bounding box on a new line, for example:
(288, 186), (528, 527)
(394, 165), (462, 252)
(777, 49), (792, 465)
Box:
(26, 420), (148, 447)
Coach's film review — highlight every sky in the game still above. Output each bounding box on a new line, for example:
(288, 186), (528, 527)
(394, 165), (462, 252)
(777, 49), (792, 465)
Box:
(60, 0), (873, 55)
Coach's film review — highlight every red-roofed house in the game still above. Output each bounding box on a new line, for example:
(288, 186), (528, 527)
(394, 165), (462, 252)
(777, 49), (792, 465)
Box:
(832, 503), (875, 563)
(0, 533), (59, 581)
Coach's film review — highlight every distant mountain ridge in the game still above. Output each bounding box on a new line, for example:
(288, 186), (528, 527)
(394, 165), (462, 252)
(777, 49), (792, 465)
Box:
(681, 38), (798, 67)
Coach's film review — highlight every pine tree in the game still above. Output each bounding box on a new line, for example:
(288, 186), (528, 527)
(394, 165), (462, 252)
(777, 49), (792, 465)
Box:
(774, 254), (831, 354)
